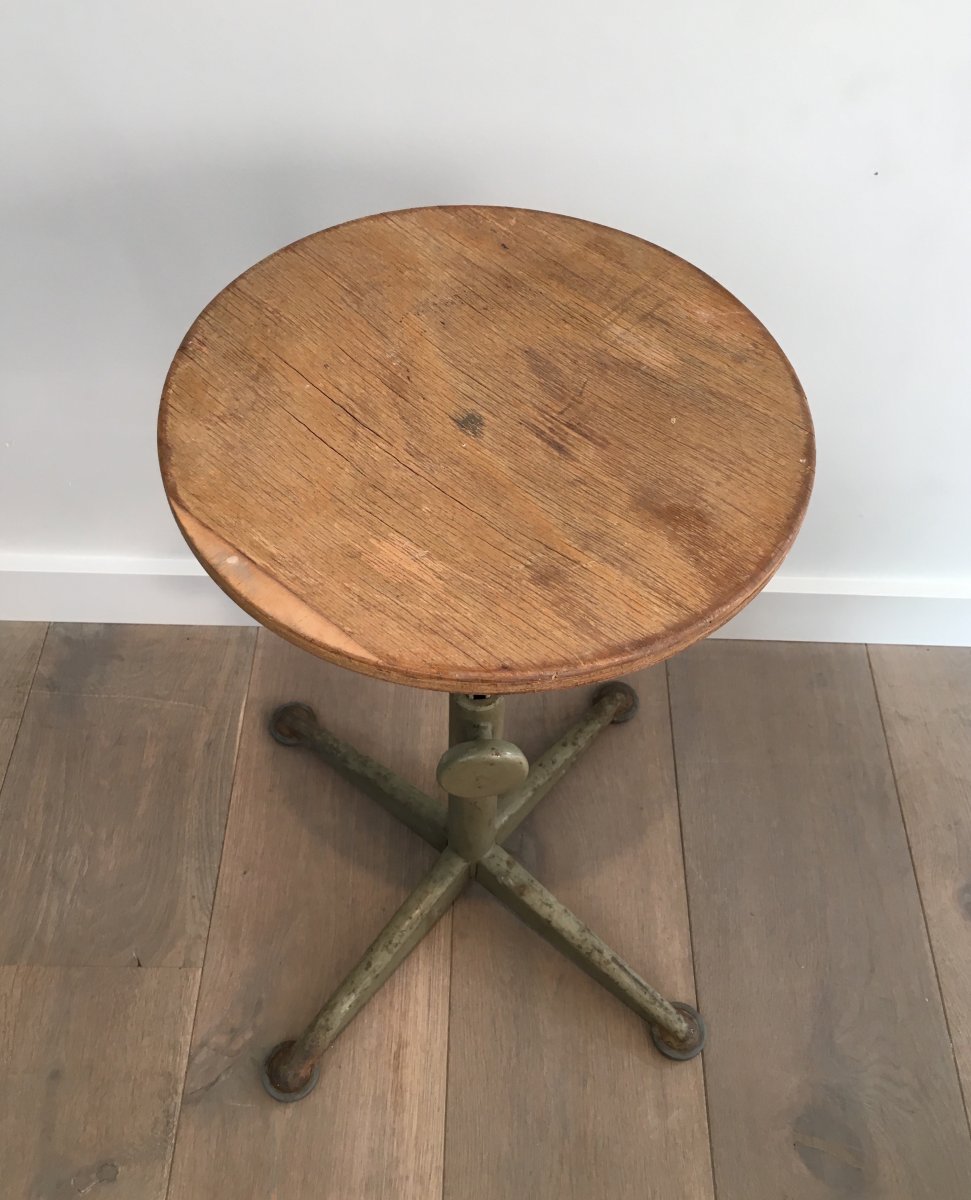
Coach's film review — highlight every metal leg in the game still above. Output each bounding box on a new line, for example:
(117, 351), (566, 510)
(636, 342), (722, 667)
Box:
(262, 848), (471, 1100)
(477, 844), (706, 1059)
(270, 702), (447, 848)
(497, 682), (637, 842)
(271, 683), (634, 854)
(263, 680), (704, 1101)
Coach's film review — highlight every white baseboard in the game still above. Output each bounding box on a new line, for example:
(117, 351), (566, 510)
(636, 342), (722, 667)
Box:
(714, 588), (971, 646)
(0, 559), (256, 627)
(1, 555), (970, 646)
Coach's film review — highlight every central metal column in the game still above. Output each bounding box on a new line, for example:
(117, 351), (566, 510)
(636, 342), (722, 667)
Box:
(438, 695), (529, 862)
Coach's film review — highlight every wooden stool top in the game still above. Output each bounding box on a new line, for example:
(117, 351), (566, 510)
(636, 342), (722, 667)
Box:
(159, 206), (813, 693)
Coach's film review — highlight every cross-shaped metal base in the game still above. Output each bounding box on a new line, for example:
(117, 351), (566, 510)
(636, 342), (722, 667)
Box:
(260, 683), (706, 1102)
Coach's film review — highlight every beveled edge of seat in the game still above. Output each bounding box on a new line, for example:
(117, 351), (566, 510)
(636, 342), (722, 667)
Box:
(163, 487), (813, 694)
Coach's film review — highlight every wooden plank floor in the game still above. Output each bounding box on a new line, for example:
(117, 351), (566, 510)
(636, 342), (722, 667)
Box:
(669, 642), (971, 1198)
(1, 623), (969, 1199)
(869, 646), (971, 1118)
(0, 624), (254, 1200)
(166, 633), (450, 1199)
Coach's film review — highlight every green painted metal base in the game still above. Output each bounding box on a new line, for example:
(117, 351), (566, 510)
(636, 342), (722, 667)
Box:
(262, 683), (705, 1100)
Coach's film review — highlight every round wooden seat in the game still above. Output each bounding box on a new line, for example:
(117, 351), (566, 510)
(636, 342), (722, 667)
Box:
(159, 206), (814, 693)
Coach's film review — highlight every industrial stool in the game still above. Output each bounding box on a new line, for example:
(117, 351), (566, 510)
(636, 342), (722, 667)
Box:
(158, 205), (814, 1102)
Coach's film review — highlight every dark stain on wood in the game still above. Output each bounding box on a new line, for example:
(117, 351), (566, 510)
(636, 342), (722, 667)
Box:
(792, 1092), (868, 1194)
(526, 561), (564, 590)
(521, 419), (572, 459)
(558, 415), (610, 452)
(71, 1160), (120, 1191)
(453, 411), (485, 439)
(521, 346), (573, 396)
(634, 488), (712, 533)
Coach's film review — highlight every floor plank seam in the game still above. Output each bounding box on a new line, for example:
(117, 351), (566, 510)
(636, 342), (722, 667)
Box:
(664, 660), (720, 1200)
(865, 643), (971, 1141)
(0, 622), (49, 788)
(27, 687), (212, 712)
(439, 904), (456, 1200)
(162, 630), (260, 1200)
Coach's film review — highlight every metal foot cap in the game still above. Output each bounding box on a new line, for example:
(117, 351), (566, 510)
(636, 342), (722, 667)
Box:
(593, 681), (639, 723)
(650, 1002), (706, 1061)
(261, 1041), (321, 1103)
(269, 703), (317, 746)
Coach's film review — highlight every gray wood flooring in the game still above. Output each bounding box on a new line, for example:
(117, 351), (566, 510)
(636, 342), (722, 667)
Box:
(1, 623), (968, 1199)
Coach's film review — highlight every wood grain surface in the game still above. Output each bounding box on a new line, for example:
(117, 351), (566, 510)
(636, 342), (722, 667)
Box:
(870, 645), (971, 1110)
(159, 206), (813, 693)
(166, 632), (451, 1200)
(0, 964), (197, 1200)
(0, 624), (254, 967)
(670, 641), (971, 1198)
(444, 668), (713, 1199)
(0, 622), (46, 786)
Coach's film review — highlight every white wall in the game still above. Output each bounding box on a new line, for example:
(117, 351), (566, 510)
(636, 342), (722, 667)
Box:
(3, 1), (970, 641)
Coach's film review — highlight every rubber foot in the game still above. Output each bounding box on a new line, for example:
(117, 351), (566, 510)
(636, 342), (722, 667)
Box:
(269, 703), (317, 746)
(593, 681), (639, 723)
(261, 1040), (321, 1103)
(650, 1001), (706, 1061)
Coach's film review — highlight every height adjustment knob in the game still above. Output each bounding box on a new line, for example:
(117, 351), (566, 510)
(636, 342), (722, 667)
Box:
(436, 739), (529, 798)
